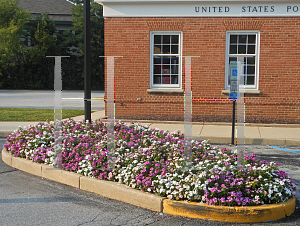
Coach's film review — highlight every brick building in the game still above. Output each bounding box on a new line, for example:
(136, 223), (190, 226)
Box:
(96, 0), (300, 123)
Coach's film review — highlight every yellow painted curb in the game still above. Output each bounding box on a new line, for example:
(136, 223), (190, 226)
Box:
(163, 197), (296, 223)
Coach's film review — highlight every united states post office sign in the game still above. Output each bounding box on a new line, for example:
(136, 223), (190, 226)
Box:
(98, 1), (300, 18)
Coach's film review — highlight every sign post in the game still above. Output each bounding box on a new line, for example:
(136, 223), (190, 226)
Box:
(229, 60), (246, 170)
(84, 0), (91, 123)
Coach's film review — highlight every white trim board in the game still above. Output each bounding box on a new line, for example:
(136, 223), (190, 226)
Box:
(95, 1), (300, 17)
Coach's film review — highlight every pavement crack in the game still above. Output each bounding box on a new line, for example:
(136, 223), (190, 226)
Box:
(258, 127), (262, 138)
(0, 169), (18, 174)
(199, 123), (204, 136)
(76, 213), (102, 226)
(109, 212), (121, 225)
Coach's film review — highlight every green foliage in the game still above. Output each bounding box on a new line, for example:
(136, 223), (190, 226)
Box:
(0, 0), (30, 86)
(0, 0), (104, 90)
(66, 0), (105, 90)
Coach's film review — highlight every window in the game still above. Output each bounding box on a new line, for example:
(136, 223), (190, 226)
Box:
(225, 31), (259, 89)
(150, 32), (182, 88)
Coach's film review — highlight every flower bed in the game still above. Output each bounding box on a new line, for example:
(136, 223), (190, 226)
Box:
(4, 119), (297, 206)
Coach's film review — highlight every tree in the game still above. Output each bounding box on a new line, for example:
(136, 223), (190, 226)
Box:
(1, 11), (69, 89)
(66, 0), (105, 90)
(0, 0), (30, 87)
(0, 0), (104, 90)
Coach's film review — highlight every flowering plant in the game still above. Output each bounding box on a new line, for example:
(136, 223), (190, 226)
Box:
(4, 119), (297, 206)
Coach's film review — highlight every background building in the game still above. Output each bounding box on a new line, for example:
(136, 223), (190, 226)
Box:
(19, 0), (73, 31)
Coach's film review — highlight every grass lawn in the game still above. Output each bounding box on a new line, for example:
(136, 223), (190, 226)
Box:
(0, 108), (94, 122)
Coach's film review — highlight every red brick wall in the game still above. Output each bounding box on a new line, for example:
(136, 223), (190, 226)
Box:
(104, 17), (300, 121)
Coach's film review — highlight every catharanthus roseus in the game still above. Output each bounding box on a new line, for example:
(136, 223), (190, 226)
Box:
(4, 119), (297, 207)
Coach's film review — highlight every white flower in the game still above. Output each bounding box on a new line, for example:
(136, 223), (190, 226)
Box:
(268, 189), (273, 195)
(160, 188), (165, 193)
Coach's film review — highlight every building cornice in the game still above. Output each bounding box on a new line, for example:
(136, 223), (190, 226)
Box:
(95, 0), (300, 18)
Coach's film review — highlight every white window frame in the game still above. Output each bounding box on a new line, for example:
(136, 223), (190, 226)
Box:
(225, 31), (260, 90)
(150, 31), (182, 89)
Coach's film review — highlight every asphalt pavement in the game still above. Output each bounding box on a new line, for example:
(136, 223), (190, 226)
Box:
(0, 90), (105, 110)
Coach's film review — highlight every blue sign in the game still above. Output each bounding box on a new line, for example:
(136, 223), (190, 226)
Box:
(232, 69), (238, 76)
(229, 93), (240, 99)
(230, 61), (241, 81)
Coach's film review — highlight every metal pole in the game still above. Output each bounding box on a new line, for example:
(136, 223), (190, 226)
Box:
(231, 99), (236, 145)
(84, 0), (91, 122)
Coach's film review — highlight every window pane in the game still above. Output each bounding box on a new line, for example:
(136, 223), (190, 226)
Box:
(170, 57), (178, 64)
(229, 57), (237, 62)
(154, 75), (161, 84)
(163, 45), (170, 54)
(162, 65), (171, 74)
(171, 65), (178, 74)
(154, 56), (161, 64)
(162, 75), (170, 84)
(171, 35), (179, 44)
(248, 35), (256, 44)
(247, 45), (255, 54)
(154, 65), (161, 74)
(154, 45), (161, 54)
(162, 57), (170, 64)
(154, 35), (161, 44)
(171, 45), (178, 54)
(163, 35), (170, 44)
(246, 56), (255, 65)
(230, 35), (237, 44)
(171, 75), (178, 84)
(230, 45), (237, 54)
(238, 45), (246, 54)
(247, 66), (255, 75)
(247, 76), (255, 85)
(239, 35), (247, 44)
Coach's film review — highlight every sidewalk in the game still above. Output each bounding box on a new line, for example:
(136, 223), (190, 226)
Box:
(1, 110), (300, 145)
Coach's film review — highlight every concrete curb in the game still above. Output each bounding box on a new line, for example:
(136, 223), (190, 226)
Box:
(1, 149), (296, 223)
(163, 198), (296, 223)
(1, 149), (164, 212)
